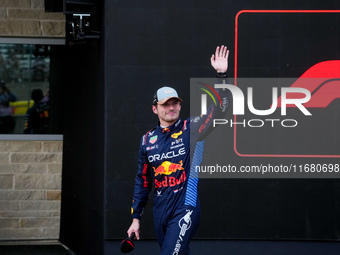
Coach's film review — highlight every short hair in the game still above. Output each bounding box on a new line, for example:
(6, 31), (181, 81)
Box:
(31, 89), (44, 102)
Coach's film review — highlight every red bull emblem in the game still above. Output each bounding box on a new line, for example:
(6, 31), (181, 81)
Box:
(155, 171), (186, 188)
(171, 131), (182, 139)
(153, 160), (184, 176)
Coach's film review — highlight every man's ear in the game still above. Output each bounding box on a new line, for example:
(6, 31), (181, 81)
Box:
(152, 105), (158, 115)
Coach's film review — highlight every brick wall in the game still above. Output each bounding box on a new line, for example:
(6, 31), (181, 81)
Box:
(0, 0), (65, 242)
(0, 0), (65, 37)
(0, 140), (62, 240)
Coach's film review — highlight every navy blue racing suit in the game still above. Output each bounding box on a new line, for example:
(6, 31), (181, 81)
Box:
(131, 83), (230, 255)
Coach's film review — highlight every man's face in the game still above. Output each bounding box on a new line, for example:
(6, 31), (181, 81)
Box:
(152, 98), (181, 127)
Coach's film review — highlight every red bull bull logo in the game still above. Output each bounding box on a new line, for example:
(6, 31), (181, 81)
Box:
(153, 160), (184, 176)
(171, 131), (182, 139)
(153, 160), (186, 188)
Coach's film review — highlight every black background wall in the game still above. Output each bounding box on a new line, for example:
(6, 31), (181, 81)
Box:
(59, 1), (105, 254)
(105, 0), (340, 240)
(59, 0), (340, 254)
(60, 39), (105, 254)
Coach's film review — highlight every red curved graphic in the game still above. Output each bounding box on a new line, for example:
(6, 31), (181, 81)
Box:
(277, 61), (340, 107)
(234, 10), (340, 158)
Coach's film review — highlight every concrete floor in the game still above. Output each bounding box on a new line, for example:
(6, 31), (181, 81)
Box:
(3, 239), (340, 255)
(0, 241), (75, 255)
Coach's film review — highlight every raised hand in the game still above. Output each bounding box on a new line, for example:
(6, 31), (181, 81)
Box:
(210, 45), (229, 74)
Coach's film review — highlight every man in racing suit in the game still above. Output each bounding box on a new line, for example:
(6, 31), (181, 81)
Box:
(127, 45), (231, 255)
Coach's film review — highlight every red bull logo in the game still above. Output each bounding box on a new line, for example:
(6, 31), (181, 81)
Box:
(171, 131), (182, 139)
(155, 171), (186, 188)
(153, 160), (184, 176)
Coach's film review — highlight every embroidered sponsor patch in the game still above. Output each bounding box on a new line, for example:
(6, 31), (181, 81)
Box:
(171, 131), (182, 139)
(149, 135), (158, 144)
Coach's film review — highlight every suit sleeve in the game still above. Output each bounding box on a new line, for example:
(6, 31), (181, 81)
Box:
(131, 135), (153, 220)
(190, 77), (231, 141)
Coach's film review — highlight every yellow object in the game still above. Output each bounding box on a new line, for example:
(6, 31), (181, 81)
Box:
(171, 131), (182, 139)
(10, 100), (34, 115)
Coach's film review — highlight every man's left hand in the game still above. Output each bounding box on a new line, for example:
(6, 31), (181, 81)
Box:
(210, 45), (229, 73)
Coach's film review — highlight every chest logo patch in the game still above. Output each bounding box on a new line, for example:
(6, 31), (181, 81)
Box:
(171, 131), (182, 139)
(153, 160), (184, 176)
(149, 135), (158, 144)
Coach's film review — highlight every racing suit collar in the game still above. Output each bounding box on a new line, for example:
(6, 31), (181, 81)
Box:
(158, 118), (182, 133)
